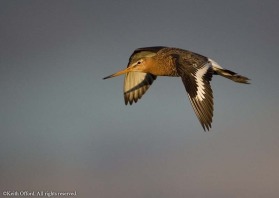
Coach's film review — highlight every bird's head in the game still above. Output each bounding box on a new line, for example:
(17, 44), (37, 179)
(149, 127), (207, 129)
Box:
(103, 56), (157, 80)
(128, 57), (154, 72)
(103, 57), (152, 79)
(103, 47), (164, 80)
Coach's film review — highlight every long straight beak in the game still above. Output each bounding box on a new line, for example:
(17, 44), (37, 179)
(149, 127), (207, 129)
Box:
(103, 67), (132, 80)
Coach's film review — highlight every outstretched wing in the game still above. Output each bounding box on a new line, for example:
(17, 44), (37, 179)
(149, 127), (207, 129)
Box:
(124, 72), (156, 105)
(174, 53), (214, 131)
(123, 47), (164, 105)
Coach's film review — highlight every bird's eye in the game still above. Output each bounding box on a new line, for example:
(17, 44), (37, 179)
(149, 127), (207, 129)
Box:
(137, 61), (141, 64)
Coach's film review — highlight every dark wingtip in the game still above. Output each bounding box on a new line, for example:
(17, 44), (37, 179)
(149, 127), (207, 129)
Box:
(202, 124), (211, 132)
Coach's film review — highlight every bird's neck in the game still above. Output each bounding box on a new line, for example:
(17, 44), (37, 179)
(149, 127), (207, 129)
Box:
(147, 56), (179, 76)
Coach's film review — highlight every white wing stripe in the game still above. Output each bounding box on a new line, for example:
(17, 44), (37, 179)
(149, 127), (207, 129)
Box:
(193, 65), (210, 101)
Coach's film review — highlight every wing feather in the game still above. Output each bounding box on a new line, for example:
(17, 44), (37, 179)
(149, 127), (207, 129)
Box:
(124, 72), (156, 105)
(173, 52), (214, 131)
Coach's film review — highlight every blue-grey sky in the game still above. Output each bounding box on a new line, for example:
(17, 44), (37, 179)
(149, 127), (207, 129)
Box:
(1, 0), (279, 197)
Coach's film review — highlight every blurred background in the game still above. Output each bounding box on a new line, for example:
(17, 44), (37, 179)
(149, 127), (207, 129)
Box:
(1, 0), (278, 197)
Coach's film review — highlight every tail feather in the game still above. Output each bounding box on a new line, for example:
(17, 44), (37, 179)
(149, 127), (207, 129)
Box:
(209, 59), (250, 84)
(214, 68), (250, 84)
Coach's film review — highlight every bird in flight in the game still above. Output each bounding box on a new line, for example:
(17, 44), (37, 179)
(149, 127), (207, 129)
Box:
(103, 46), (250, 131)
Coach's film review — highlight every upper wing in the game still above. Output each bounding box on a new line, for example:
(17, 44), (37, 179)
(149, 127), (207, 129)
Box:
(173, 53), (214, 131)
(124, 72), (157, 105)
